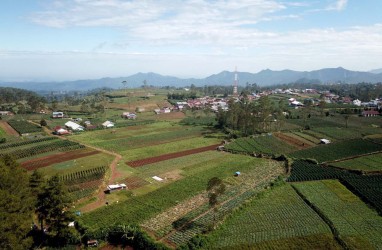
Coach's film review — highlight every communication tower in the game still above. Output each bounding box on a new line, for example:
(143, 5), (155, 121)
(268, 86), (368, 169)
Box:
(233, 67), (238, 96)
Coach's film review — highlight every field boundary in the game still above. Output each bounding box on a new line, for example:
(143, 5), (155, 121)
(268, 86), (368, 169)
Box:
(21, 150), (100, 171)
(126, 144), (221, 167)
(291, 185), (349, 249)
(0, 120), (19, 136)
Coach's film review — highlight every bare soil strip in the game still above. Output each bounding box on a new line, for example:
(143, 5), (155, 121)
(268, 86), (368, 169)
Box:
(21, 150), (100, 171)
(0, 120), (19, 136)
(126, 144), (221, 167)
(274, 132), (311, 149)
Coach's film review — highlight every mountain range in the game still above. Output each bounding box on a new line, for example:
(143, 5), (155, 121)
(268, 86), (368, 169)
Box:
(1, 67), (382, 92)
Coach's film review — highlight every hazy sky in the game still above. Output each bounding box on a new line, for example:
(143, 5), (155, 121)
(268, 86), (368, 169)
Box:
(1, 0), (382, 81)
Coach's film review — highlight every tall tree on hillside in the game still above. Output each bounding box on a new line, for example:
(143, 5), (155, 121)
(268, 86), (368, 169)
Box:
(0, 155), (34, 250)
(36, 175), (75, 246)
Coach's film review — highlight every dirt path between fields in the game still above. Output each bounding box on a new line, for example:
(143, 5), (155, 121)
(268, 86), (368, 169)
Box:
(69, 139), (123, 213)
(27, 120), (123, 212)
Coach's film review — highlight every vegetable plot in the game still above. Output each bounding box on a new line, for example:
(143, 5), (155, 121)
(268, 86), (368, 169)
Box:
(289, 138), (382, 163)
(293, 180), (382, 249)
(206, 185), (333, 249)
(7, 120), (42, 134)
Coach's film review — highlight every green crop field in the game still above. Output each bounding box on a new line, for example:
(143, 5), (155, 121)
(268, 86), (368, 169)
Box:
(331, 153), (382, 171)
(121, 136), (221, 162)
(0, 126), (6, 138)
(311, 127), (363, 140)
(81, 154), (283, 228)
(38, 151), (115, 177)
(292, 131), (321, 144)
(293, 180), (382, 249)
(289, 138), (382, 163)
(224, 134), (296, 155)
(207, 184), (338, 249)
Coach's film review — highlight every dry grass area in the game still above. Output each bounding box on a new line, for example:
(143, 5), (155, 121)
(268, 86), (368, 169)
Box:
(141, 192), (208, 232)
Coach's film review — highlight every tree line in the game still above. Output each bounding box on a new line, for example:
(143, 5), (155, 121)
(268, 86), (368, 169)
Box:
(216, 96), (288, 137)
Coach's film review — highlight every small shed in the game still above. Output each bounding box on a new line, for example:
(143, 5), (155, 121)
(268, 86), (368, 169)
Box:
(102, 120), (115, 128)
(320, 139), (331, 144)
(65, 121), (84, 131)
(107, 183), (127, 192)
(234, 171), (241, 177)
(52, 111), (64, 118)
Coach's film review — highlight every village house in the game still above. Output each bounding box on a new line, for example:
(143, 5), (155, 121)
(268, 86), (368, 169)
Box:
(353, 99), (362, 106)
(121, 112), (137, 119)
(361, 110), (380, 117)
(53, 126), (70, 135)
(52, 111), (64, 118)
(102, 120), (115, 128)
(175, 102), (188, 110)
(0, 111), (13, 116)
(65, 121), (84, 131)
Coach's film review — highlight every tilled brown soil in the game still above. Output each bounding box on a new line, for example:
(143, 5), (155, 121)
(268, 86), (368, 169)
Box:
(0, 120), (19, 136)
(21, 150), (100, 171)
(126, 144), (221, 167)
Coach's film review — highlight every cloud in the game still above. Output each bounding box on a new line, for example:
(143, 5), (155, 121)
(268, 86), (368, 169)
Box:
(327, 0), (348, 11)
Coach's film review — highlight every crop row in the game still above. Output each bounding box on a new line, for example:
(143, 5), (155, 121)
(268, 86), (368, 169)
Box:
(224, 135), (294, 156)
(203, 185), (332, 249)
(286, 160), (345, 182)
(288, 138), (382, 163)
(81, 155), (279, 228)
(7, 120), (42, 134)
(287, 160), (382, 214)
(0, 136), (56, 150)
(68, 187), (98, 201)
(60, 166), (107, 185)
(93, 128), (203, 152)
(0, 139), (85, 160)
(293, 180), (382, 249)
(166, 181), (273, 246)
(343, 175), (382, 215)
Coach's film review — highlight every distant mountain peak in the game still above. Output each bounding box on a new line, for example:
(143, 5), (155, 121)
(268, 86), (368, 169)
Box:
(1, 67), (382, 91)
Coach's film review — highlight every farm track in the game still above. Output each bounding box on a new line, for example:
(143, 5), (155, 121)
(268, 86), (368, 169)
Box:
(20, 150), (100, 171)
(126, 144), (221, 167)
(0, 120), (19, 136)
(27, 120), (123, 212)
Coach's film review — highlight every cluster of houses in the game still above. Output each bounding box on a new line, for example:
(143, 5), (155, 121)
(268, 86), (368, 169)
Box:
(154, 98), (229, 115)
(51, 111), (119, 135)
(0, 111), (13, 116)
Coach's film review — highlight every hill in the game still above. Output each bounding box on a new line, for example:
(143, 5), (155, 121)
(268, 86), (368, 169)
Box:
(1, 67), (382, 91)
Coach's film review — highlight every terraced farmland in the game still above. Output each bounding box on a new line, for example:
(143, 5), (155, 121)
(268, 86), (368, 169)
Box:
(7, 120), (42, 134)
(224, 134), (296, 155)
(293, 180), (382, 249)
(330, 153), (382, 172)
(207, 185), (338, 249)
(81, 154), (284, 230)
(288, 138), (382, 163)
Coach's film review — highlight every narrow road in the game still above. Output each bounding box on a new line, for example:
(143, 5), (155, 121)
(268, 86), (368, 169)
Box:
(27, 120), (123, 212)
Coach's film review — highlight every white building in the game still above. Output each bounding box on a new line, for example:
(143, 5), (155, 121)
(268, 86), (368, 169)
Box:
(65, 121), (84, 131)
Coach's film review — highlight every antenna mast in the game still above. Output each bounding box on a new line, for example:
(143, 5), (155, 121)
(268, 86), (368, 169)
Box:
(233, 66), (238, 96)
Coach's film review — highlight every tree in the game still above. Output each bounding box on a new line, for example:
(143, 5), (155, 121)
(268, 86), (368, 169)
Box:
(0, 155), (34, 250)
(40, 119), (47, 127)
(36, 175), (74, 246)
(206, 177), (226, 228)
(29, 170), (44, 204)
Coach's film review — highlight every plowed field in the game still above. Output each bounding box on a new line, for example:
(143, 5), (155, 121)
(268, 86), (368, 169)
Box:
(21, 150), (100, 170)
(274, 132), (311, 149)
(0, 120), (19, 136)
(126, 144), (221, 167)
(124, 176), (150, 189)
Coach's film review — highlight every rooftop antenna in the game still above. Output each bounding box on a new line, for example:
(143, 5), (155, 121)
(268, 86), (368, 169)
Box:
(233, 66), (238, 96)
